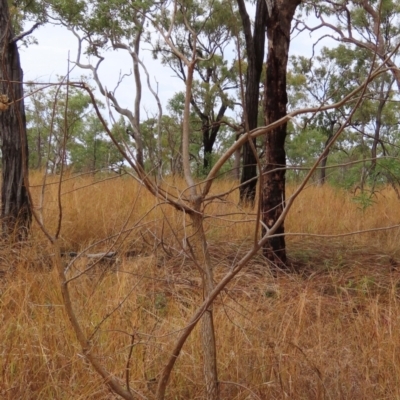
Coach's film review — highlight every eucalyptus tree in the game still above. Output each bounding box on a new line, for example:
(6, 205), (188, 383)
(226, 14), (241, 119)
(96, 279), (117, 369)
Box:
(162, 92), (186, 175)
(154, 0), (238, 174)
(50, 0), (164, 169)
(236, 0), (266, 205)
(158, 89), (237, 176)
(300, 0), (400, 90)
(0, 0), (43, 237)
(290, 1), (400, 192)
(289, 44), (399, 188)
(144, 91), (205, 176)
(65, 113), (126, 173)
(261, 0), (301, 267)
(152, 5), (222, 396)
(26, 82), (96, 172)
(27, 77), (127, 174)
(47, 1), (223, 397)
(287, 51), (349, 185)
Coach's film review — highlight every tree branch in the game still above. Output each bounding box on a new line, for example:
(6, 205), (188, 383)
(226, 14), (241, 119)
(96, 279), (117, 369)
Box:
(11, 22), (41, 44)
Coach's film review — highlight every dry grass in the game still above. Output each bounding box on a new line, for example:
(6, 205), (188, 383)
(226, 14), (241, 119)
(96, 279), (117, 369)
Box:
(2, 172), (400, 399)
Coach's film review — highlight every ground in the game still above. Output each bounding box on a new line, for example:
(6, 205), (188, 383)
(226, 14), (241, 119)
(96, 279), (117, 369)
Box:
(1, 174), (400, 399)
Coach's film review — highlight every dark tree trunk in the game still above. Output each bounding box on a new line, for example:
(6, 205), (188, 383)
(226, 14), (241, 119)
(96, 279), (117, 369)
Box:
(319, 132), (333, 185)
(0, 0), (31, 238)
(262, 0), (300, 267)
(203, 119), (212, 172)
(237, 0), (266, 206)
(202, 103), (227, 173)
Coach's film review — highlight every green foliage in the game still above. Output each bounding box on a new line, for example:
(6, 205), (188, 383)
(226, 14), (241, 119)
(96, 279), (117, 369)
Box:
(26, 80), (124, 173)
(287, 39), (400, 191)
(152, 0), (239, 172)
(69, 115), (125, 172)
(7, 0), (47, 46)
(48, 0), (153, 42)
(165, 91), (203, 174)
(286, 126), (326, 182)
(20, 0), (400, 190)
(26, 81), (89, 171)
(352, 191), (376, 212)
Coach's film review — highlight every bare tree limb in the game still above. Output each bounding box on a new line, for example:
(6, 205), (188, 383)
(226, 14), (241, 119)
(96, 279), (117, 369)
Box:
(10, 22), (41, 44)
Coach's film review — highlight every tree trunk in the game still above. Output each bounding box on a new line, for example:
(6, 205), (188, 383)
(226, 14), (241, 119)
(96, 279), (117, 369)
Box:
(238, 0), (266, 206)
(203, 118), (212, 172)
(183, 61), (219, 399)
(319, 119), (336, 186)
(371, 79), (391, 172)
(36, 130), (42, 170)
(201, 104), (227, 174)
(319, 132), (333, 185)
(232, 138), (241, 180)
(262, 0), (300, 267)
(191, 210), (219, 400)
(132, 23), (144, 169)
(0, 0), (31, 238)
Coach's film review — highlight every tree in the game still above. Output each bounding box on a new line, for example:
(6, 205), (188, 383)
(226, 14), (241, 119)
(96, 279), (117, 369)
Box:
(0, 0), (34, 238)
(237, 0), (266, 205)
(158, 90), (204, 175)
(26, 81), (125, 173)
(27, 81), (92, 172)
(288, 45), (399, 189)
(302, 0), (400, 90)
(51, 0), (156, 170)
(154, 0), (237, 174)
(260, 0), (301, 267)
(287, 52), (345, 185)
(300, 0), (400, 187)
(47, 1), (222, 398)
(69, 114), (126, 173)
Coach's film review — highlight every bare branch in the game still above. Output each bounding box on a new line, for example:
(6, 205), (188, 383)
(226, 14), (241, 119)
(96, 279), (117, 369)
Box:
(10, 22), (41, 44)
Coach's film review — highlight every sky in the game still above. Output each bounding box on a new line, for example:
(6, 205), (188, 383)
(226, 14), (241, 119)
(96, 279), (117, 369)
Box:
(20, 23), (183, 118)
(19, 16), (334, 121)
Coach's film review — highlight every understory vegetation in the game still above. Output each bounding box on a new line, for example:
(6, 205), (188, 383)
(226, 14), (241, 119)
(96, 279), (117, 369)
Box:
(1, 174), (400, 399)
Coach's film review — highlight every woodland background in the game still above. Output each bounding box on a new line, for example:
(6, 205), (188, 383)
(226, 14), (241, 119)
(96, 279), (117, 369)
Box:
(1, 0), (400, 399)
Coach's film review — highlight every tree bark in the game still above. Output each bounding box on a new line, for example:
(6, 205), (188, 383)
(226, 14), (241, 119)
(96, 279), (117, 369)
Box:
(237, 0), (266, 206)
(203, 103), (227, 173)
(0, 0), (31, 238)
(319, 132), (333, 185)
(132, 28), (144, 169)
(182, 58), (219, 399)
(319, 119), (337, 185)
(190, 209), (219, 400)
(371, 78), (392, 172)
(262, 0), (300, 267)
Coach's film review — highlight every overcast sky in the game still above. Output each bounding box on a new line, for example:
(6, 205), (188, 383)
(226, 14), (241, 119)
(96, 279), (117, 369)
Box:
(19, 19), (333, 120)
(20, 23), (183, 117)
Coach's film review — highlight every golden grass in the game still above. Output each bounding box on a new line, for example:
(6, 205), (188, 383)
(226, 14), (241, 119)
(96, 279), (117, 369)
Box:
(2, 172), (400, 399)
